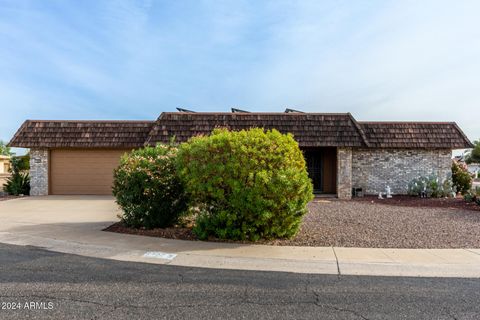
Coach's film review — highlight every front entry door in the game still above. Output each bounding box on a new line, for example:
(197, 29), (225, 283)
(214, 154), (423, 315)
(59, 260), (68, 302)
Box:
(304, 150), (323, 193)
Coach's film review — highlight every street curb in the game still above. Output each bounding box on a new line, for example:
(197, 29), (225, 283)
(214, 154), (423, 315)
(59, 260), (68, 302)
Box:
(0, 230), (479, 278)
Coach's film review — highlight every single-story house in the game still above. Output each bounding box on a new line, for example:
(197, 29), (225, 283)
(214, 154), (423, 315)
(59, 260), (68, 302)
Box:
(0, 155), (10, 174)
(0, 155), (11, 191)
(8, 111), (473, 199)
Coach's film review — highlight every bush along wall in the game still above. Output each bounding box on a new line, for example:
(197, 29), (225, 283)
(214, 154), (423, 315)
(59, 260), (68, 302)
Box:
(176, 128), (314, 241)
(464, 186), (480, 206)
(452, 161), (473, 195)
(112, 144), (188, 229)
(407, 173), (455, 198)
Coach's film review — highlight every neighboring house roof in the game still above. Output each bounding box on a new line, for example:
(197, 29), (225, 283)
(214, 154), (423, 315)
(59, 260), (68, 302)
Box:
(145, 112), (369, 147)
(359, 122), (473, 149)
(8, 120), (154, 149)
(8, 112), (474, 149)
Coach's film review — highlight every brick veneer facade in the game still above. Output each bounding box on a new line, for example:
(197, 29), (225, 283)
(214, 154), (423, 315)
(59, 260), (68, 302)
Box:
(26, 147), (452, 199)
(351, 148), (452, 195)
(30, 149), (49, 196)
(337, 148), (353, 199)
(10, 113), (470, 198)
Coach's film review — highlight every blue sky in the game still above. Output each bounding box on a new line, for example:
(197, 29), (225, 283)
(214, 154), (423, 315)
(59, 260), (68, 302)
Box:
(1, 0), (479, 154)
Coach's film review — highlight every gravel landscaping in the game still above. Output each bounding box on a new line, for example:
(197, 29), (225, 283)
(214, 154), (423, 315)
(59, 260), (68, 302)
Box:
(272, 199), (480, 248)
(353, 195), (480, 212)
(105, 197), (480, 249)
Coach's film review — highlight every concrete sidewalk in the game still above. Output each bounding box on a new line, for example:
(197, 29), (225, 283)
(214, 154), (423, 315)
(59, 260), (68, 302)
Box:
(0, 196), (479, 277)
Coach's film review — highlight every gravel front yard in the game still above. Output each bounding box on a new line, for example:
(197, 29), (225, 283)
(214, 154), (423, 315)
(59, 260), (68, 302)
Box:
(270, 199), (480, 248)
(105, 198), (480, 249)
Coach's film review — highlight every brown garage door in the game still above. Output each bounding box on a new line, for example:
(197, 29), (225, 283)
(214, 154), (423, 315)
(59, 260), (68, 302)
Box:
(50, 149), (129, 195)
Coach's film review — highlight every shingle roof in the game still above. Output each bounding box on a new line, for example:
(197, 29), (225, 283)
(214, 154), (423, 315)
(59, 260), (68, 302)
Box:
(8, 113), (473, 150)
(359, 122), (474, 149)
(145, 112), (369, 147)
(8, 120), (154, 149)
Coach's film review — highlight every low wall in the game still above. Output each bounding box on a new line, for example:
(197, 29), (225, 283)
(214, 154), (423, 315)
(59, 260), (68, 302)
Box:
(352, 148), (452, 195)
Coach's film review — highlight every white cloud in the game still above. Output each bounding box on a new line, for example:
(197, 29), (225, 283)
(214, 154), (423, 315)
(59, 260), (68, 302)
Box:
(0, 0), (479, 145)
(241, 0), (480, 141)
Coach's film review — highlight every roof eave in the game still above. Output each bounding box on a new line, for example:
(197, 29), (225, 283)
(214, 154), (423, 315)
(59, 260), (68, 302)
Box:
(347, 113), (370, 147)
(7, 120), (30, 148)
(452, 123), (474, 148)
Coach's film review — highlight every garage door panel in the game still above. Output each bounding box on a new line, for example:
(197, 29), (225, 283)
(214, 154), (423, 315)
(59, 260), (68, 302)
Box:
(53, 171), (116, 176)
(53, 186), (114, 194)
(53, 180), (114, 186)
(50, 149), (128, 195)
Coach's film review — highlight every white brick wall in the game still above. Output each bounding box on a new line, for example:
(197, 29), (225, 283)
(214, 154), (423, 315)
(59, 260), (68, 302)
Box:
(352, 148), (452, 195)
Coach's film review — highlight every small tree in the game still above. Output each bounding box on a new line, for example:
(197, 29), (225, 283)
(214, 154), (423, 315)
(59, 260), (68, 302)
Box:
(12, 154), (30, 172)
(112, 144), (188, 229)
(465, 140), (480, 164)
(452, 161), (472, 195)
(177, 128), (314, 241)
(0, 140), (11, 156)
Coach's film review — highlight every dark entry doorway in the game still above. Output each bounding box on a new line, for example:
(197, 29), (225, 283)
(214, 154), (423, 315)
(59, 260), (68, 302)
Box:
(304, 149), (323, 192)
(303, 148), (337, 194)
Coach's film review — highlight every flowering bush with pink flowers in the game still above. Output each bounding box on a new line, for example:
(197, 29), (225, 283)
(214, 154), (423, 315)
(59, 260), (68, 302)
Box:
(452, 161), (472, 195)
(113, 144), (188, 229)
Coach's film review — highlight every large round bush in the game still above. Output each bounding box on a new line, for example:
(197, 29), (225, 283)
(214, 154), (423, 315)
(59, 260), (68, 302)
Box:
(113, 145), (188, 229)
(177, 128), (314, 241)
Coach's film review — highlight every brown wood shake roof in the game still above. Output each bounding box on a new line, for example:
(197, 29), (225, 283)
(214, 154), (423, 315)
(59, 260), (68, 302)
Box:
(145, 112), (369, 147)
(8, 112), (473, 149)
(359, 122), (474, 149)
(8, 120), (154, 148)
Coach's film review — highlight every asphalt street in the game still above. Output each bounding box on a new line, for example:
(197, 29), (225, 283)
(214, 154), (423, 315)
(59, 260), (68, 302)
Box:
(0, 243), (479, 320)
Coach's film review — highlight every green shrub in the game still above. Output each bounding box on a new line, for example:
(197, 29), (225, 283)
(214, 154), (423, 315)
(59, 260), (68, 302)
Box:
(465, 140), (480, 164)
(14, 154), (30, 172)
(407, 174), (454, 198)
(112, 145), (188, 229)
(3, 172), (30, 195)
(0, 140), (11, 156)
(464, 187), (480, 206)
(464, 193), (475, 203)
(452, 161), (472, 195)
(3, 155), (30, 195)
(407, 177), (424, 196)
(177, 128), (314, 241)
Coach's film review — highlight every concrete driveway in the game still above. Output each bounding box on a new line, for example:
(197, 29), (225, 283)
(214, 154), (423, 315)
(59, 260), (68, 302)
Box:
(0, 196), (479, 278)
(0, 195), (119, 226)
